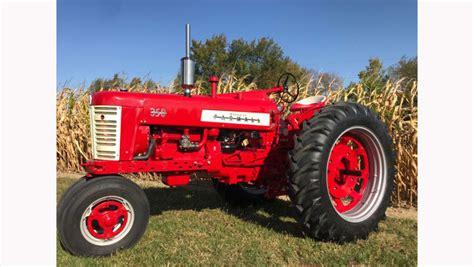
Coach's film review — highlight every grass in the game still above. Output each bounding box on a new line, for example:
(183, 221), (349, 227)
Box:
(57, 176), (417, 266)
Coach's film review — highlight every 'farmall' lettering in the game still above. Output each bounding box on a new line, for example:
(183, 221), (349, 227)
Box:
(213, 114), (261, 123)
(150, 108), (167, 118)
(201, 110), (270, 126)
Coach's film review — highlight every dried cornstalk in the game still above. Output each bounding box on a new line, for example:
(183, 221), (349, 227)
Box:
(56, 76), (417, 206)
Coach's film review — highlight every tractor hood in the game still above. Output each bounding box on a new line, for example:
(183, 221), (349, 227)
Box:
(91, 91), (280, 131)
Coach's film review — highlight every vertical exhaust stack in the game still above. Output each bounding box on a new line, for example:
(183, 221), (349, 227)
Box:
(181, 24), (195, 97)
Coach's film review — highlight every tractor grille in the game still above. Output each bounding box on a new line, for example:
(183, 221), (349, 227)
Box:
(90, 105), (122, 160)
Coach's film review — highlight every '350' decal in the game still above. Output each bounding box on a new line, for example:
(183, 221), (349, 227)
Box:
(150, 108), (167, 118)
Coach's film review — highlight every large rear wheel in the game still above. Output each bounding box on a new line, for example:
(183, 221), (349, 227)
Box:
(288, 102), (394, 241)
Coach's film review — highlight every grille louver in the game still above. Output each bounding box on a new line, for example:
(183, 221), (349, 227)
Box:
(90, 106), (122, 160)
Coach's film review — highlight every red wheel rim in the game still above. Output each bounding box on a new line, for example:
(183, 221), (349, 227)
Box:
(86, 200), (129, 239)
(327, 133), (370, 213)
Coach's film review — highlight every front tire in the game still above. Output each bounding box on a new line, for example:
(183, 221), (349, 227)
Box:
(288, 102), (395, 242)
(57, 175), (150, 256)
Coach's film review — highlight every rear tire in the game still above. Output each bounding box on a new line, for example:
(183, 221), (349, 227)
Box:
(288, 102), (394, 242)
(212, 179), (267, 207)
(57, 175), (149, 256)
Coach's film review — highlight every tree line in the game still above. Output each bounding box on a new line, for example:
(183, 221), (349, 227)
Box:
(87, 35), (416, 93)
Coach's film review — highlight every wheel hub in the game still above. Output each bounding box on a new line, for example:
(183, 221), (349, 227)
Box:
(327, 134), (369, 213)
(86, 200), (129, 240)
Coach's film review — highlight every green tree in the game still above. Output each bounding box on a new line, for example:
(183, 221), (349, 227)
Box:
(357, 57), (388, 91)
(190, 35), (308, 89)
(388, 56), (417, 82)
(191, 35), (229, 81)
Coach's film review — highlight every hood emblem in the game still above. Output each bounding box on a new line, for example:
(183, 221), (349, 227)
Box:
(150, 108), (167, 118)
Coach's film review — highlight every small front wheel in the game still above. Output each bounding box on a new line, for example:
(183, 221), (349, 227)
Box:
(57, 175), (149, 256)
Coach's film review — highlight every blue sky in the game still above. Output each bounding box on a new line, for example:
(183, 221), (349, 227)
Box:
(58, 0), (417, 88)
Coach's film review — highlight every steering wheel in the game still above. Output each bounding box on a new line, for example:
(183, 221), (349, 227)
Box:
(277, 72), (300, 103)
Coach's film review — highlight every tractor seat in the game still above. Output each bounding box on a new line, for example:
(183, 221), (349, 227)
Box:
(290, 95), (326, 111)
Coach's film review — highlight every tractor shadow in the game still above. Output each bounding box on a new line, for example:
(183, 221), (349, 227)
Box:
(143, 180), (304, 238)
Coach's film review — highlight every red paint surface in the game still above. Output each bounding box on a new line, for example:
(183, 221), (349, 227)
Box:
(83, 86), (327, 198)
(163, 174), (190, 186)
(327, 134), (370, 212)
(86, 200), (129, 239)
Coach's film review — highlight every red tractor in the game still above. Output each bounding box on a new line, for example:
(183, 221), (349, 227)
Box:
(58, 25), (394, 257)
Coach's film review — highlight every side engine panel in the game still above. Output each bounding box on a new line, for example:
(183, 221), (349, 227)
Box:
(86, 90), (291, 195)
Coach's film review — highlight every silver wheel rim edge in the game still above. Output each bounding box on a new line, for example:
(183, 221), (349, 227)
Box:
(325, 125), (388, 223)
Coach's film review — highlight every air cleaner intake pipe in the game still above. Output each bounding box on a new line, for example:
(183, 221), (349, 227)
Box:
(209, 76), (219, 98)
(181, 24), (195, 97)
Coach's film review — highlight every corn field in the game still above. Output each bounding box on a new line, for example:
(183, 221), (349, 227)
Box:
(57, 75), (417, 206)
